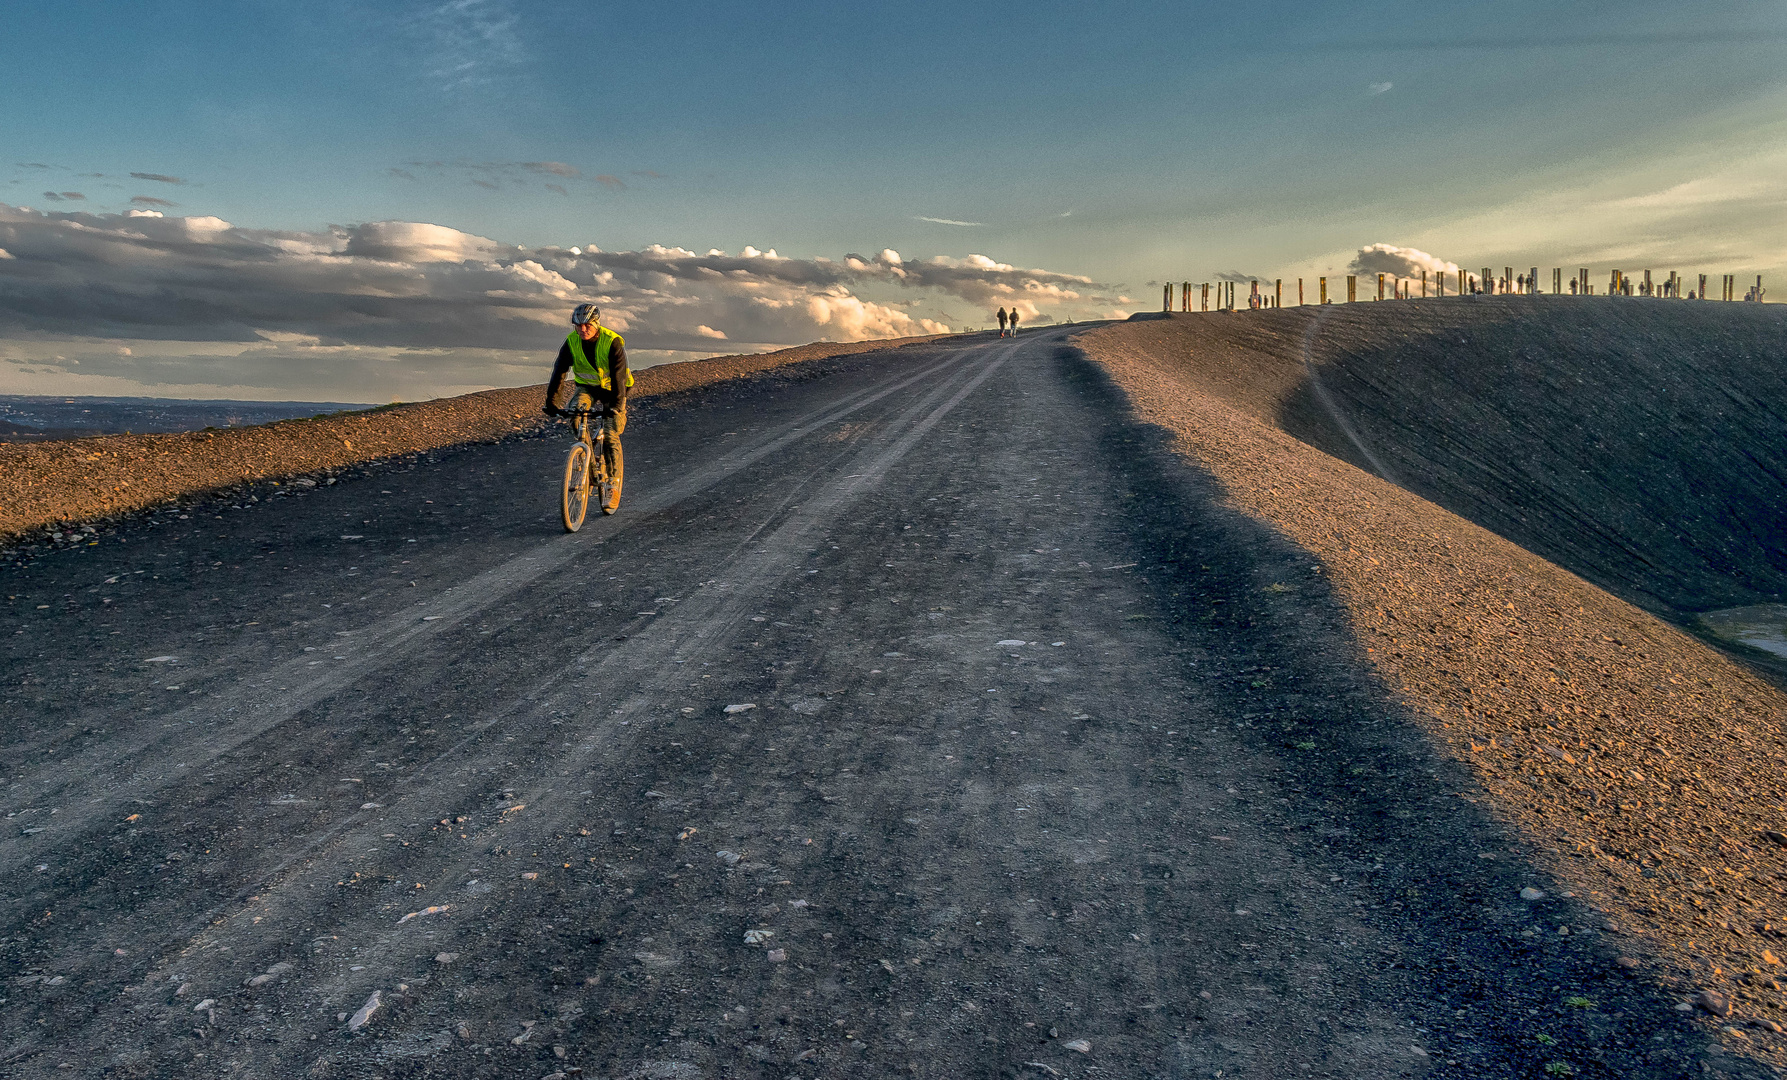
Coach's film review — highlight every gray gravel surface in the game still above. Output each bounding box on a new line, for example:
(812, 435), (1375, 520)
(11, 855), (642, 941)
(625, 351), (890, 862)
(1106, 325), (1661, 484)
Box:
(0, 329), (1751, 1078)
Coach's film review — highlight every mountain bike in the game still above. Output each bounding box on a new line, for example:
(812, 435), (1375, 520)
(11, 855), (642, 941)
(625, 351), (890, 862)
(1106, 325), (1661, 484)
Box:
(559, 407), (620, 532)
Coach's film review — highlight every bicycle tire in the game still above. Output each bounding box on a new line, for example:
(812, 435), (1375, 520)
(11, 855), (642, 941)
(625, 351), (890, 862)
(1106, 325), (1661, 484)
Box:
(561, 441), (591, 533)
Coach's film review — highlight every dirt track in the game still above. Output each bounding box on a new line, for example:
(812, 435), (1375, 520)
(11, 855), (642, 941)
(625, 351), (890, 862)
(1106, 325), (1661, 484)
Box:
(2, 309), (1782, 1079)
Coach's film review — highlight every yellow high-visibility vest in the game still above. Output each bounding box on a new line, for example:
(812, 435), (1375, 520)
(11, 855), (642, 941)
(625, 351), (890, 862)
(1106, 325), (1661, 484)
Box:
(567, 327), (633, 390)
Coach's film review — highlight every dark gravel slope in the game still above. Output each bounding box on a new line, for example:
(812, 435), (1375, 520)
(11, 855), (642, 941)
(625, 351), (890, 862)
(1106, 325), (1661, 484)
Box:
(1083, 304), (1787, 1079)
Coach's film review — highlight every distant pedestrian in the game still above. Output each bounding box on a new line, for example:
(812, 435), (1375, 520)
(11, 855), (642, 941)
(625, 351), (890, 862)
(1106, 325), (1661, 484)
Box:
(1007, 309), (1021, 334)
(996, 308), (1008, 336)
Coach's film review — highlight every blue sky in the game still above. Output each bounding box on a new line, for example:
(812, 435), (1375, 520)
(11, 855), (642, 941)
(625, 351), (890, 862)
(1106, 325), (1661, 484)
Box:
(2, 0), (1783, 399)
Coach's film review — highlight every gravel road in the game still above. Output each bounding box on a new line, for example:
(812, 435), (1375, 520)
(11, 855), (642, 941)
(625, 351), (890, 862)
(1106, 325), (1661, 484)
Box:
(1, 328), (1746, 1078)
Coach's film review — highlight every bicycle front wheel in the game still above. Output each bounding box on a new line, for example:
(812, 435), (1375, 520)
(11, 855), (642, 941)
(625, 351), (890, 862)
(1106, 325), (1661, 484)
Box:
(561, 441), (591, 533)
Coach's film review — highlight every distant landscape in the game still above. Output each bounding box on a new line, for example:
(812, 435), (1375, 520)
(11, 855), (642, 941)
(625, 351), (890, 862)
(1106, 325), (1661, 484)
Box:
(0, 395), (369, 442)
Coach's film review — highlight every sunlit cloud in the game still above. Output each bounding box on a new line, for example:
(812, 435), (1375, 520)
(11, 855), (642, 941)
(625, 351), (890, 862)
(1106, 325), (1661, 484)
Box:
(1348, 244), (1461, 278)
(129, 172), (185, 184)
(916, 216), (983, 227)
(0, 205), (1118, 400)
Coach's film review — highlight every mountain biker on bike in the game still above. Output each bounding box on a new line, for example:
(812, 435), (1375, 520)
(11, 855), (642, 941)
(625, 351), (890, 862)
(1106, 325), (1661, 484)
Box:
(543, 303), (632, 512)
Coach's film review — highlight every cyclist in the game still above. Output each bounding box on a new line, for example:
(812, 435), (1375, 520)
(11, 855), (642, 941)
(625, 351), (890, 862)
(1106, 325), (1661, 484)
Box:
(543, 303), (632, 512)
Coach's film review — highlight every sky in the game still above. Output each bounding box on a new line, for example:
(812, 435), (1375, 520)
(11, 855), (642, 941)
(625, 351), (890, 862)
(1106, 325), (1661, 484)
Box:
(2, 0), (1783, 402)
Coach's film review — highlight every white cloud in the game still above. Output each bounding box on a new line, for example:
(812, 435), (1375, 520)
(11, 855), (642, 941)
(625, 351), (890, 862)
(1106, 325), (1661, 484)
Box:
(1367, 81), (1393, 95)
(343, 220), (498, 263)
(917, 217), (984, 227)
(1348, 243), (1461, 279)
(124, 208), (164, 218)
(0, 202), (1117, 400)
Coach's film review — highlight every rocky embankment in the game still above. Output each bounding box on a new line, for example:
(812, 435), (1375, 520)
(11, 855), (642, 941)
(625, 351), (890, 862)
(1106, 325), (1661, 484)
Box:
(1079, 297), (1787, 1069)
(0, 335), (941, 555)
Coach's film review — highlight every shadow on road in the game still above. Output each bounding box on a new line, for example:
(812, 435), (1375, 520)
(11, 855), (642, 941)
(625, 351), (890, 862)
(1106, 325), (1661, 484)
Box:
(1059, 339), (1765, 1079)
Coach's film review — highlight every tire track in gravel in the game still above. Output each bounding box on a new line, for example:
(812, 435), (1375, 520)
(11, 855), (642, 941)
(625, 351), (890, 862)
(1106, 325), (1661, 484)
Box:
(0, 347), (972, 877)
(157, 340), (1017, 972)
(0, 339), (1027, 1075)
(5, 329), (1482, 1080)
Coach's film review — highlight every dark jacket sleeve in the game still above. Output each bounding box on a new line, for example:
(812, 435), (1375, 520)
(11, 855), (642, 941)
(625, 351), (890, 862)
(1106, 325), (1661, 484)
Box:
(544, 341), (575, 410)
(610, 341), (629, 408)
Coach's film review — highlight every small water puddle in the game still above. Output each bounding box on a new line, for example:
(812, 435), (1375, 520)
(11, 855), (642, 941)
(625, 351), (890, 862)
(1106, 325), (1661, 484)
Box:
(1699, 604), (1787, 658)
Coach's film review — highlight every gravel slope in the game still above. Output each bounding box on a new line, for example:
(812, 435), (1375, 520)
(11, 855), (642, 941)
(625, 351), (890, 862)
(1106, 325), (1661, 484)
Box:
(1080, 300), (1787, 1077)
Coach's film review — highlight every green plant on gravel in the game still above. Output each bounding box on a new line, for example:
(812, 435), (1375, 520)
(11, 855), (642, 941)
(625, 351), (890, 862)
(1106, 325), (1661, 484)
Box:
(1535, 1033), (1556, 1045)
(1543, 1063), (1575, 1076)
(1563, 996), (1594, 1009)
(1294, 741), (1317, 750)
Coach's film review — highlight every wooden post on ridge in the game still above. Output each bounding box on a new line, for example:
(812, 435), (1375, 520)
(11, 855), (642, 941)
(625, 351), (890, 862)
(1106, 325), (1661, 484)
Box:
(1347, 276), (1356, 303)
(1275, 279), (1282, 308)
(1319, 277), (1327, 305)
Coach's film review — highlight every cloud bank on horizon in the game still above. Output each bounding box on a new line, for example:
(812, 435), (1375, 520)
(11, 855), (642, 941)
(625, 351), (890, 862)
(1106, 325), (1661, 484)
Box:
(0, 204), (1123, 402)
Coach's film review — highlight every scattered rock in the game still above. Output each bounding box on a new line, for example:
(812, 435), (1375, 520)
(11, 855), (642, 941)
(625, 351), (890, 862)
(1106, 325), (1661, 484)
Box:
(1616, 956), (1640, 970)
(1693, 990), (1732, 1017)
(1764, 830), (1787, 848)
(245, 962), (294, 988)
(1519, 887), (1546, 901)
(715, 850), (741, 867)
(1765, 950), (1783, 966)
(435, 952), (460, 964)
(1722, 1025), (1749, 1039)
(397, 904), (450, 924)
(724, 703), (756, 714)
(554, 1044), (568, 1059)
(193, 999), (215, 1012)
(996, 640), (1026, 647)
(522, 871), (539, 881)
(1062, 1039), (1091, 1054)
(1758, 1019), (1785, 1034)
(767, 949), (787, 962)
(743, 929), (773, 946)
(348, 990), (382, 1031)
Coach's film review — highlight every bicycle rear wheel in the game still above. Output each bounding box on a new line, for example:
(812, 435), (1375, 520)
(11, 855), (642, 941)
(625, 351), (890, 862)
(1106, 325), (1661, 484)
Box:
(561, 441), (591, 532)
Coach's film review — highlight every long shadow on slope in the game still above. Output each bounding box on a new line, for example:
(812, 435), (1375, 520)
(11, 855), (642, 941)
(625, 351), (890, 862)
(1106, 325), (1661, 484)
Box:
(1275, 297), (1787, 627)
(1059, 341), (1767, 1080)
